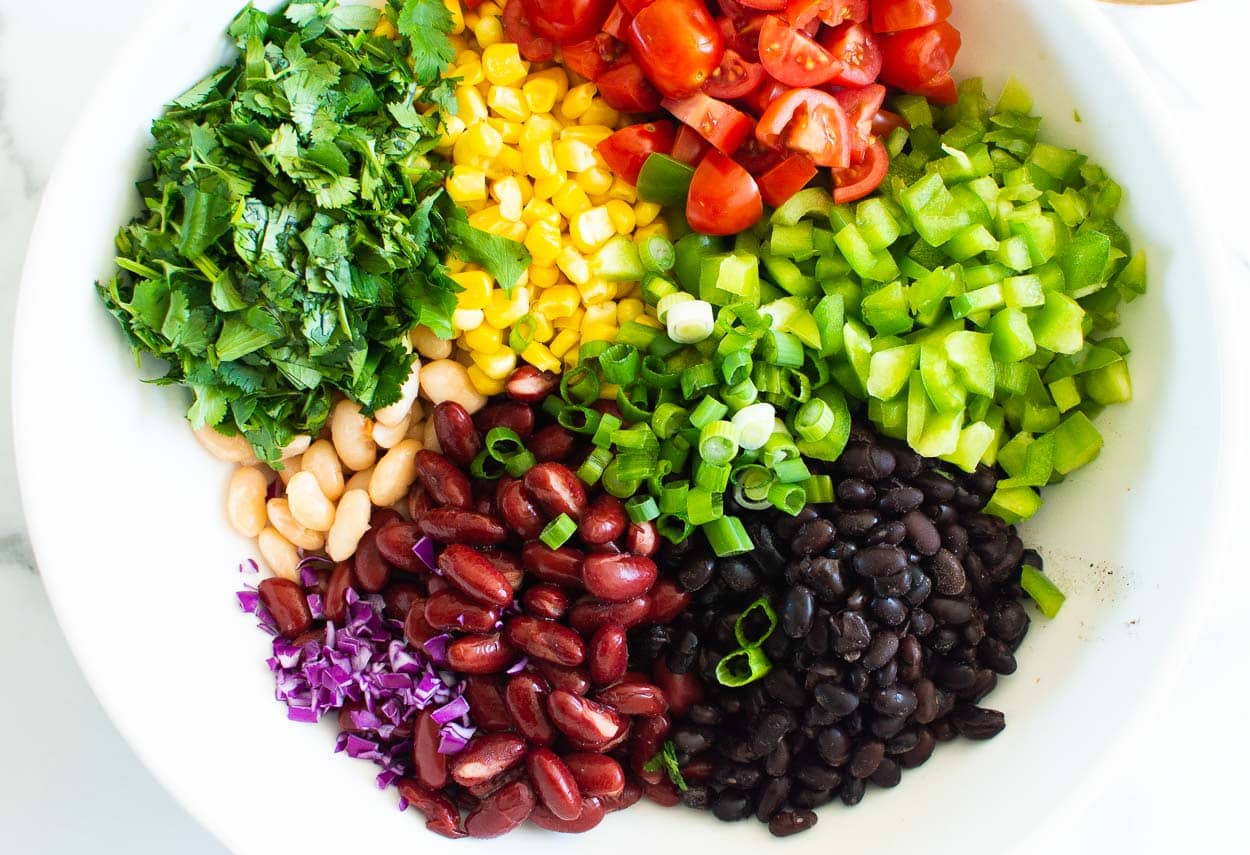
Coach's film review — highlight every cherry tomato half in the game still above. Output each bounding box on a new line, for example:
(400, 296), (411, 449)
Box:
(597, 60), (663, 112)
(756, 87), (852, 168)
(560, 34), (628, 82)
(603, 4), (633, 41)
(670, 124), (712, 165)
(871, 0), (952, 34)
(520, 0), (614, 45)
(820, 22), (882, 87)
(719, 12), (767, 62)
(597, 121), (677, 184)
(703, 50), (766, 100)
(620, 0), (657, 13)
(758, 16), (839, 87)
(503, 0), (556, 62)
(663, 92), (756, 154)
(736, 0), (786, 9)
(757, 153), (818, 207)
(733, 138), (786, 176)
(738, 75), (789, 117)
(786, 0), (863, 28)
(910, 70), (958, 104)
(872, 108), (907, 137)
(877, 22), (961, 90)
(832, 83), (886, 162)
(629, 0), (725, 99)
(687, 150), (764, 235)
(833, 138), (889, 203)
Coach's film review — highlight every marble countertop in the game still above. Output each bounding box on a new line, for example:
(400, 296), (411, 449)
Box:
(1, 1), (1246, 852)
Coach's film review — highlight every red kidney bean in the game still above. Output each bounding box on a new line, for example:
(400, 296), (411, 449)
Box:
(600, 777), (643, 812)
(382, 582), (423, 622)
(472, 479), (497, 517)
(396, 779), (466, 839)
(682, 754), (715, 782)
(523, 463), (587, 520)
(427, 575), (450, 596)
(433, 401), (482, 467)
(596, 681), (669, 716)
(480, 549), (524, 589)
(413, 709), (449, 790)
(625, 520), (660, 557)
(588, 623), (628, 686)
(526, 747), (583, 821)
(418, 509), (508, 546)
(653, 658), (704, 718)
(629, 713), (671, 784)
(404, 599), (436, 647)
(425, 589), (502, 634)
(528, 424), (576, 462)
(563, 753), (626, 798)
(352, 527), (394, 590)
(438, 544), (513, 607)
(475, 400), (535, 439)
(324, 561), (355, 625)
(568, 595), (652, 634)
(504, 672), (556, 745)
(592, 399), (622, 419)
(534, 661), (592, 696)
(587, 540), (623, 555)
(578, 494), (627, 545)
(647, 578), (692, 624)
(371, 505), (403, 527)
(523, 584), (570, 619)
(641, 777), (680, 807)
(497, 478), (545, 539)
(463, 676), (512, 732)
(407, 483), (434, 522)
(258, 578), (313, 639)
(466, 764), (526, 799)
(547, 690), (627, 751)
(521, 541), (585, 589)
(450, 733), (528, 787)
(505, 615), (587, 666)
(505, 365), (558, 402)
(582, 554), (658, 602)
(529, 796), (605, 833)
(447, 632), (515, 674)
(465, 780), (535, 838)
(414, 450), (472, 510)
(373, 522), (424, 573)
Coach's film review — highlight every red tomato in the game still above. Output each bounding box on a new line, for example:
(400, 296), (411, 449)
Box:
(821, 0), (868, 25)
(663, 93), (755, 154)
(758, 16), (839, 88)
(820, 22), (882, 87)
(758, 153), (818, 207)
(733, 138), (786, 175)
(877, 22), (961, 90)
(520, 0), (614, 45)
(687, 151), (764, 235)
(561, 34), (627, 82)
(756, 87), (851, 168)
(911, 70), (958, 104)
(871, 0), (952, 33)
(703, 50), (766, 100)
(597, 121), (677, 184)
(603, 4), (633, 41)
(671, 124), (712, 164)
(503, 0), (556, 62)
(629, 0), (725, 99)
(832, 139), (888, 203)
(736, 0), (786, 9)
(620, 0), (657, 12)
(786, 0), (839, 28)
(738, 75), (788, 117)
(832, 83), (885, 162)
(598, 61), (663, 112)
(718, 13), (767, 62)
(872, 108), (907, 136)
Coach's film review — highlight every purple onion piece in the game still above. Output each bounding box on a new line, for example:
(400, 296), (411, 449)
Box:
(431, 695), (470, 725)
(505, 655), (529, 675)
(437, 721), (476, 755)
(422, 634), (451, 667)
(411, 536), (437, 571)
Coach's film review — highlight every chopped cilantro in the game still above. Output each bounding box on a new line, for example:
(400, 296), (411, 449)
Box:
(643, 740), (688, 792)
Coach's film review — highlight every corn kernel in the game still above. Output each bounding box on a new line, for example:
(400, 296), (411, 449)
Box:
(487, 117), (523, 144)
(453, 121), (503, 162)
(520, 312), (555, 343)
(446, 165), (488, 204)
(580, 323), (619, 343)
(554, 138), (598, 173)
(490, 177), (524, 222)
(554, 307), (584, 330)
(468, 205), (506, 234)
(472, 346), (518, 380)
(453, 308), (485, 332)
(524, 220), (563, 265)
(520, 114), (559, 149)
(578, 278), (617, 306)
(635, 222), (670, 242)
(456, 85), (489, 126)
(559, 83), (597, 122)
(522, 199), (561, 228)
(534, 284), (580, 319)
(484, 286), (531, 328)
(437, 115), (468, 151)
(531, 174), (563, 201)
(491, 144), (523, 176)
(472, 14), (503, 47)
(463, 324), (503, 353)
(561, 125), (614, 146)
(577, 167), (614, 196)
(463, 11), (480, 30)
(452, 54), (485, 86)
(446, 257), (468, 274)
(443, 0), (465, 34)
(556, 246), (591, 286)
(633, 313), (664, 329)
(552, 180), (592, 219)
(584, 302), (618, 327)
(487, 86), (529, 122)
(522, 140), (559, 180)
(634, 201), (662, 227)
(467, 364), (507, 396)
(548, 328), (580, 359)
(580, 99), (620, 128)
(521, 342), (562, 373)
(452, 270), (494, 311)
(522, 77), (560, 115)
(374, 15), (399, 38)
(481, 42), (529, 86)
(598, 383), (621, 401)
(605, 199), (637, 235)
(529, 263), (560, 289)
(606, 177), (637, 204)
(570, 206), (615, 253)
(501, 221), (528, 243)
(618, 298), (646, 324)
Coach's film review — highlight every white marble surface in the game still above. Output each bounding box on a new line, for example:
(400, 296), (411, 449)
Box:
(1, 1), (1246, 852)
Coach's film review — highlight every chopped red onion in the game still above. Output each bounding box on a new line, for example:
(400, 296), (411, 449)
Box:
(506, 655), (529, 675)
(238, 559), (259, 575)
(437, 721), (476, 754)
(236, 590), (261, 613)
(422, 633), (451, 666)
(431, 695), (470, 725)
(307, 594), (324, 620)
(411, 536), (437, 571)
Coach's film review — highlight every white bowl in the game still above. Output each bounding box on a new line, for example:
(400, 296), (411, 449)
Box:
(12, 0), (1245, 852)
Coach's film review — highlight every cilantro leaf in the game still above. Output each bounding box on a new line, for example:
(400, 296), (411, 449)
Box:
(447, 208), (533, 294)
(397, 0), (456, 83)
(643, 741), (688, 792)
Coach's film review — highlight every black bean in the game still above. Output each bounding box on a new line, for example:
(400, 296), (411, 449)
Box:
(871, 596), (908, 627)
(755, 776), (791, 821)
(900, 729), (937, 769)
(845, 588), (869, 612)
(833, 612), (872, 656)
(848, 740), (885, 778)
(672, 726), (715, 755)
(1021, 548), (1044, 572)
(793, 787), (833, 809)
(678, 555), (717, 592)
(930, 548), (968, 596)
(929, 503), (959, 527)
(839, 776), (867, 806)
(953, 485), (986, 511)
(813, 682), (860, 716)
(929, 597), (974, 624)
(719, 557), (759, 592)
(794, 763), (841, 791)
(712, 791), (754, 821)
(910, 608), (935, 637)
(825, 540), (859, 561)
(952, 705), (1006, 740)
(793, 519), (836, 555)
(764, 668), (807, 708)
(870, 758), (902, 788)
(748, 521), (787, 575)
(976, 537), (1008, 568)
(781, 585), (816, 638)
(764, 742), (790, 777)
(904, 570), (933, 607)
(902, 510), (942, 556)
(714, 762), (763, 790)
(749, 710), (792, 755)
(886, 730), (920, 755)
(836, 479), (876, 507)
(874, 571), (912, 597)
(762, 628), (790, 661)
(988, 599), (1030, 643)
(681, 784), (712, 810)
(914, 471), (956, 503)
(913, 678), (939, 724)
(879, 486), (925, 515)
(933, 660), (978, 690)
(941, 523), (969, 558)
(769, 809), (818, 838)
(963, 669), (998, 704)
(800, 558), (847, 604)
(874, 660), (899, 688)
(816, 726), (851, 767)
(803, 704), (840, 727)
(862, 631), (899, 670)
(836, 509), (879, 538)
(852, 545), (908, 578)
(865, 520), (907, 546)
(872, 686), (918, 717)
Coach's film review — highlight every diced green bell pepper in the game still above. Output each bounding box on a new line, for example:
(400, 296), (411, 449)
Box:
(1031, 292), (1085, 355)
(941, 421), (996, 473)
(986, 485), (1043, 524)
(867, 344), (920, 401)
(943, 330), (996, 397)
(861, 282), (913, 336)
(636, 154), (695, 206)
(1050, 411), (1103, 474)
(1082, 360), (1132, 405)
(920, 344), (967, 414)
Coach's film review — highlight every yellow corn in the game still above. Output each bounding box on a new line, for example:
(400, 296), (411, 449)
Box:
(488, 86), (529, 122)
(580, 99), (620, 128)
(453, 121), (503, 162)
(578, 277), (616, 306)
(584, 302), (618, 328)
(531, 174), (563, 201)
(452, 57), (485, 87)
(487, 117), (523, 144)
(442, 0), (465, 33)
(492, 176), (524, 222)
(453, 308), (485, 332)
(481, 43), (528, 86)
(548, 328), (579, 359)
(605, 199), (636, 235)
(554, 138), (598, 173)
(598, 383), (621, 401)
(521, 198), (561, 228)
(468, 205), (507, 234)
(522, 77), (561, 115)
(478, 1), (503, 14)
(634, 201), (662, 227)
(471, 14), (503, 48)
(529, 264), (560, 289)
(635, 222), (670, 242)
(522, 139), (559, 180)
(570, 206), (615, 253)
(492, 144), (523, 176)
(484, 286), (531, 328)
(438, 115), (468, 151)
(456, 85), (489, 126)
(554, 307), (584, 331)
(618, 298), (646, 324)
(576, 167), (614, 196)
(534, 284), (580, 319)
(556, 246), (591, 286)
(467, 364), (507, 396)
(447, 165), (488, 204)
(559, 83), (597, 122)
(524, 220), (563, 265)
(521, 312), (555, 343)
(561, 125), (615, 146)
(452, 270), (494, 312)
(472, 346), (518, 380)
(633, 313), (664, 330)
(521, 342), (562, 373)
(552, 180), (592, 219)
(606, 177), (638, 203)
(580, 323), (619, 343)
(462, 324), (503, 354)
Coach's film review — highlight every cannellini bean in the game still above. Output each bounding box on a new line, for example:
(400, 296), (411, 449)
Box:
(375, 359), (422, 427)
(422, 418), (442, 454)
(301, 440), (344, 502)
(267, 498), (326, 551)
(330, 399), (377, 472)
(194, 426), (256, 464)
(277, 455), (302, 486)
(280, 435), (312, 459)
(258, 527), (300, 582)
(373, 413), (413, 449)
(326, 489), (373, 562)
(411, 325), (453, 360)
(369, 439), (422, 507)
(409, 400), (425, 423)
(286, 471), (336, 532)
(343, 466), (375, 494)
(419, 359), (487, 414)
(226, 467), (269, 538)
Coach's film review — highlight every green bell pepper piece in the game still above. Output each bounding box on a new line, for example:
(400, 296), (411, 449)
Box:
(1082, 360), (1132, 405)
(943, 330), (996, 397)
(989, 309), (1037, 363)
(1048, 376), (1082, 412)
(674, 233), (726, 292)
(1058, 230), (1111, 296)
(1031, 292), (1085, 355)
(760, 254), (817, 296)
(861, 282), (913, 336)
(636, 154), (695, 206)
(841, 319), (874, 397)
(813, 294), (845, 357)
(856, 197), (902, 251)
(699, 253), (760, 306)
(941, 421), (996, 473)
(771, 187), (834, 226)
(867, 344), (920, 401)
(591, 235), (646, 283)
(920, 344), (967, 414)
(951, 283), (1005, 319)
(986, 485), (1043, 524)
(770, 222), (816, 262)
(1050, 411), (1103, 474)
(1021, 565), (1065, 618)
(1003, 274), (1045, 308)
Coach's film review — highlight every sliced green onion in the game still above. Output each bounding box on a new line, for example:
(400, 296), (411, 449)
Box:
(802, 475), (834, 504)
(656, 291), (694, 323)
(734, 596), (779, 648)
(639, 233), (676, 274)
(658, 481), (689, 515)
(579, 340), (610, 363)
(697, 420), (739, 465)
(504, 450), (537, 477)
(617, 385), (653, 423)
(626, 495), (660, 523)
(732, 463), (774, 500)
(680, 362), (718, 399)
(600, 344), (641, 386)
(470, 450), (505, 480)
(731, 402), (776, 450)
(761, 330), (806, 368)
(772, 457), (812, 484)
(768, 480), (806, 515)
(577, 447), (613, 485)
(485, 427), (525, 461)
(540, 513), (577, 549)
(508, 314), (540, 353)
(612, 425), (659, 450)
(541, 395), (566, 420)
(591, 413), (623, 449)
(558, 405), (602, 435)
(666, 299), (715, 344)
(651, 403), (689, 439)
(602, 459), (641, 498)
(715, 646), (772, 687)
(560, 365), (600, 406)
(617, 321), (661, 351)
(1021, 564), (1066, 618)
(794, 399), (835, 442)
(689, 396), (729, 429)
(656, 514), (695, 543)
(720, 350), (753, 386)
(616, 450), (658, 482)
(703, 515), (753, 557)
(694, 459), (731, 493)
(642, 740), (687, 792)
(642, 354), (680, 389)
(686, 488), (722, 526)
(732, 484), (773, 511)
(658, 434), (691, 472)
(722, 378), (758, 411)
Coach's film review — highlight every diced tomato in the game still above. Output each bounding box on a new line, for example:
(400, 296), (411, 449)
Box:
(758, 16), (839, 87)
(820, 0), (868, 25)
(519, 0), (614, 45)
(703, 50), (766, 100)
(733, 138), (786, 176)
(820, 22), (882, 87)
(738, 75), (789, 117)
(503, 0), (556, 62)
(877, 22), (961, 90)
(785, 0), (829, 28)
(736, 0), (786, 9)
(719, 13), (767, 62)
(671, 124), (712, 165)
(597, 121), (677, 184)
(560, 34), (628, 82)
(687, 150), (764, 235)
(758, 153), (818, 207)
(832, 83), (886, 162)
(872, 108), (907, 137)
(620, 0), (657, 13)
(871, 0), (952, 33)
(911, 70), (958, 104)
(597, 60), (663, 112)
(603, 4), (633, 41)
(663, 92), (756, 154)
(756, 87), (852, 168)
(629, 0), (725, 99)
(833, 139), (889, 203)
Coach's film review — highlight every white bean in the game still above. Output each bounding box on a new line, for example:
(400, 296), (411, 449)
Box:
(411, 325), (454, 360)
(266, 498), (326, 551)
(369, 439), (422, 507)
(280, 435), (312, 459)
(326, 489), (373, 562)
(301, 440), (344, 502)
(330, 399), (377, 472)
(286, 471), (336, 531)
(343, 466), (375, 494)
(194, 426), (256, 464)
(419, 359), (487, 414)
(422, 418), (442, 454)
(375, 358), (423, 427)
(226, 466), (269, 538)
(277, 455), (302, 486)
(373, 413), (413, 449)
(258, 527), (301, 582)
